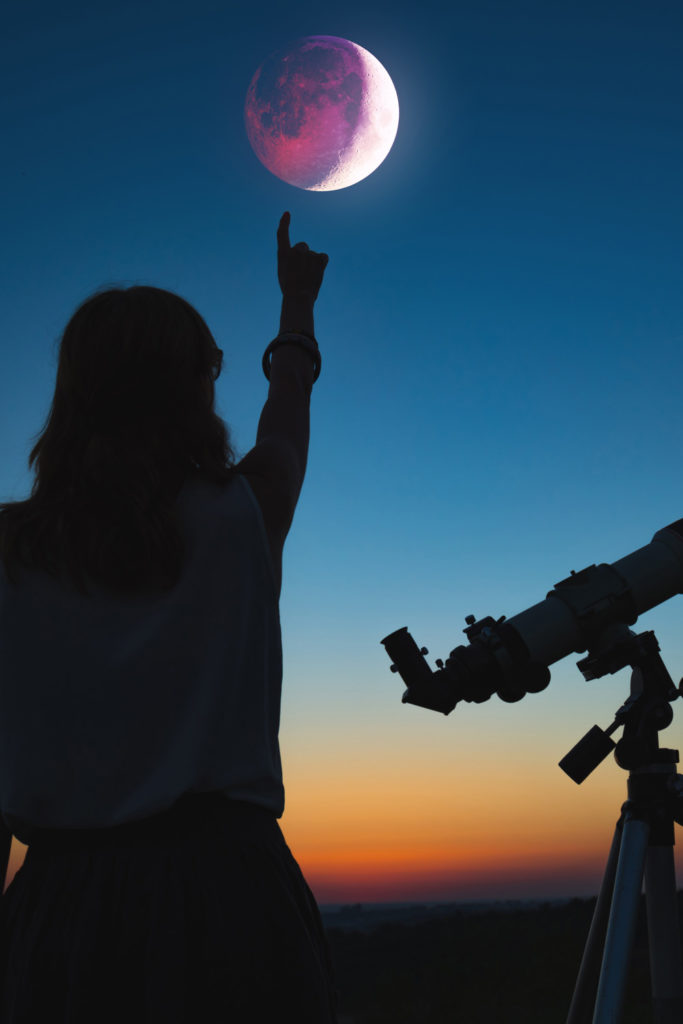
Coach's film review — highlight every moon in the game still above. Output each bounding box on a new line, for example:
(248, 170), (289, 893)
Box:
(244, 36), (399, 191)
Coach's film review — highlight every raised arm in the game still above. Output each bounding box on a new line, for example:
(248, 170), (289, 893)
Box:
(236, 213), (329, 596)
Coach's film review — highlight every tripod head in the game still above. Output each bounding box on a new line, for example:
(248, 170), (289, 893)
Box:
(558, 624), (682, 784)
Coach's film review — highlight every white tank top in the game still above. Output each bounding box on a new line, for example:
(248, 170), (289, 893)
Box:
(0, 472), (284, 837)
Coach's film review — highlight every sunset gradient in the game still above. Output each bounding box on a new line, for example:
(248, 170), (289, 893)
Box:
(8, 720), (683, 902)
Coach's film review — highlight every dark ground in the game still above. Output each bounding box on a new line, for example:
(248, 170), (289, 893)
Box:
(322, 893), (683, 1023)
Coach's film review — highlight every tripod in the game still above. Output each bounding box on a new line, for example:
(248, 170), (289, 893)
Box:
(562, 628), (683, 1024)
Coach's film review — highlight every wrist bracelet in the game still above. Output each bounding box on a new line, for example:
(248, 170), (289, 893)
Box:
(262, 332), (321, 382)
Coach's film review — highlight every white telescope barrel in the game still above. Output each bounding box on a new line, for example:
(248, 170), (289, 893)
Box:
(502, 522), (683, 670)
(506, 597), (581, 667)
(616, 524), (683, 616)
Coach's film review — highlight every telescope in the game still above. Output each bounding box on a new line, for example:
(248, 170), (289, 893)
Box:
(382, 519), (683, 1022)
(381, 519), (683, 716)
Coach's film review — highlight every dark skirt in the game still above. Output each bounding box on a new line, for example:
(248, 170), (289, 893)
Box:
(0, 792), (339, 1023)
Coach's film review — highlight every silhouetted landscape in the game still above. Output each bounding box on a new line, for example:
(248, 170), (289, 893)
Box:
(322, 894), (683, 1023)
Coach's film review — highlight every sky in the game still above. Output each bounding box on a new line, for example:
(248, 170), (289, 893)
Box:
(2, 0), (683, 905)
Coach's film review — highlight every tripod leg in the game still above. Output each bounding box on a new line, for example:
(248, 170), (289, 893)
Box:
(593, 811), (650, 1024)
(644, 845), (683, 1024)
(566, 818), (623, 1024)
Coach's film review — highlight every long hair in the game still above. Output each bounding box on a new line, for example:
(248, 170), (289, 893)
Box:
(0, 285), (237, 596)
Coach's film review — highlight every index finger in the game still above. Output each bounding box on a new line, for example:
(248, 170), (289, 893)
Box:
(277, 211), (291, 252)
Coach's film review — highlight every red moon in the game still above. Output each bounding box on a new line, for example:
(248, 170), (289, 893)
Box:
(244, 36), (399, 191)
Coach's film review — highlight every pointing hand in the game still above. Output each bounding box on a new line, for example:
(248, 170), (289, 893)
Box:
(277, 212), (329, 302)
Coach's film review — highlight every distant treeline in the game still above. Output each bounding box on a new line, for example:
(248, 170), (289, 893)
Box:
(325, 894), (683, 1023)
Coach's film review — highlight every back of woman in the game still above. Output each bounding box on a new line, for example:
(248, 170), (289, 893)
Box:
(0, 214), (338, 1023)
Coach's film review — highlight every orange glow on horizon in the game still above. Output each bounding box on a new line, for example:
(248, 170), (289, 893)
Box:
(6, 724), (683, 905)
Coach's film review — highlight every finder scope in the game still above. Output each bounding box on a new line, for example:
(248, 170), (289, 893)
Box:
(381, 521), (683, 714)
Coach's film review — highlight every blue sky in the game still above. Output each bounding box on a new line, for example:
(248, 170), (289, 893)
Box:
(3, 0), (683, 900)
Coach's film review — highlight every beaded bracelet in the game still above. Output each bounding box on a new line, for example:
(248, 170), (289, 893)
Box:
(262, 332), (322, 382)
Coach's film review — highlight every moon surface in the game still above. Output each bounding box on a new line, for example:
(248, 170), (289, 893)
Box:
(244, 36), (399, 191)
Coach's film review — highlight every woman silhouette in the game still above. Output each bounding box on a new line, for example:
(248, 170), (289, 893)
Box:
(0, 213), (338, 1022)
